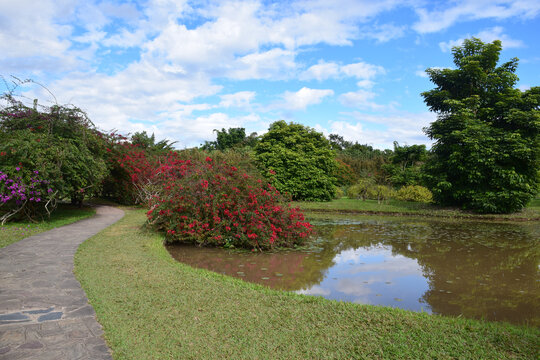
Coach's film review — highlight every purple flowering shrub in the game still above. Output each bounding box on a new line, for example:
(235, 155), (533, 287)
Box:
(0, 169), (56, 225)
(1, 80), (108, 208)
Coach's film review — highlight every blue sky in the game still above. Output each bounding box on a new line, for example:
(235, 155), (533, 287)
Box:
(1, 0), (539, 149)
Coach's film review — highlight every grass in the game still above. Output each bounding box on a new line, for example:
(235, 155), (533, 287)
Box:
(0, 204), (96, 248)
(293, 198), (540, 221)
(74, 208), (539, 360)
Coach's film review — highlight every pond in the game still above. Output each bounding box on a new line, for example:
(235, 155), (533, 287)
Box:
(166, 214), (540, 326)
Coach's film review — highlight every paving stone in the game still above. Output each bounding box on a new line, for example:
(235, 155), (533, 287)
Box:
(37, 311), (63, 322)
(39, 321), (62, 337)
(66, 305), (95, 319)
(22, 307), (54, 315)
(0, 206), (124, 359)
(61, 342), (88, 360)
(18, 340), (43, 349)
(0, 313), (29, 321)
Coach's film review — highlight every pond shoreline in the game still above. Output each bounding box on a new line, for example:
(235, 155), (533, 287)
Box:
(302, 207), (540, 222)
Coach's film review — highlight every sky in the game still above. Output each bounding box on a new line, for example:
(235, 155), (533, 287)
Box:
(1, 0), (539, 149)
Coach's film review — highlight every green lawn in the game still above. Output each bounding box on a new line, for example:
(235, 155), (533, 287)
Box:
(293, 198), (540, 220)
(74, 208), (539, 360)
(0, 204), (96, 248)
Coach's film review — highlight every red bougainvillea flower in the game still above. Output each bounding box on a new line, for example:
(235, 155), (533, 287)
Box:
(146, 157), (313, 250)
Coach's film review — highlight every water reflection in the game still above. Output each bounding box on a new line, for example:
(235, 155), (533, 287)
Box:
(167, 215), (540, 326)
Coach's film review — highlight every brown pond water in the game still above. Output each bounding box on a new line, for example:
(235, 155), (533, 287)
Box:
(166, 215), (540, 326)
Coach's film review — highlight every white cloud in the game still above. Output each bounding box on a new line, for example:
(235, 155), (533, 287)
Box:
(356, 80), (375, 88)
(227, 49), (297, 80)
(159, 112), (262, 147)
(102, 0), (191, 48)
(474, 26), (524, 48)
(0, 0), (75, 67)
(299, 61), (341, 81)
(339, 89), (382, 109)
(439, 26), (524, 52)
(413, 0), (540, 34)
(219, 91), (256, 108)
(415, 70), (428, 78)
(300, 61), (384, 82)
(341, 62), (385, 79)
(359, 23), (407, 43)
(40, 61), (222, 136)
(296, 285), (331, 297)
(280, 87), (334, 110)
(326, 111), (436, 149)
(334, 278), (372, 301)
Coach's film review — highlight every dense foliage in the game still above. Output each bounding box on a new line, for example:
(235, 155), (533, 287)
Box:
(329, 134), (392, 184)
(101, 131), (176, 204)
(201, 127), (258, 151)
(0, 169), (54, 224)
(0, 81), (107, 221)
(382, 142), (428, 187)
(395, 185), (433, 203)
(255, 121), (336, 201)
(146, 155), (312, 250)
(422, 38), (540, 213)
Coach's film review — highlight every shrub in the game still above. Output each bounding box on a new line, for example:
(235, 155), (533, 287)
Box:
(334, 187), (345, 199)
(255, 121), (336, 201)
(0, 102), (107, 206)
(100, 131), (178, 204)
(147, 156), (312, 250)
(334, 159), (357, 186)
(0, 169), (55, 224)
(395, 185), (433, 203)
(366, 185), (393, 204)
(347, 178), (375, 200)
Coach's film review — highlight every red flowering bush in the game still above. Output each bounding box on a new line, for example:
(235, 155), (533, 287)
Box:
(100, 132), (178, 204)
(147, 156), (313, 250)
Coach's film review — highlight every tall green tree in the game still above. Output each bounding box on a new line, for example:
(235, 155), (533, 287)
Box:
(382, 142), (428, 187)
(255, 120), (336, 201)
(201, 127), (258, 150)
(422, 38), (540, 213)
(130, 131), (176, 153)
(0, 100), (107, 206)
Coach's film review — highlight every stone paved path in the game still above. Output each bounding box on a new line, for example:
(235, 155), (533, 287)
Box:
(0, 206), (124, 359)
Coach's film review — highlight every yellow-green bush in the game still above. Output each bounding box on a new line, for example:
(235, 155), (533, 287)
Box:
(334, 187), (345, 199)
(366, 185), (394, 204)
(347, 179), (393, 204)
(395, 185), (433, 203)
(346, 179), (374, 200)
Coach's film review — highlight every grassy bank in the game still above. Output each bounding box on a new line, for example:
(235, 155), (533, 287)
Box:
(293, 198), (540, 221)
(0, 204), (96, 248)
(74, 208), (538, 360)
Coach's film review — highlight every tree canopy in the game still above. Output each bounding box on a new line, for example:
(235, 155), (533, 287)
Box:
(422, 38), (540, 213)
(0, 96), (108, 213)
(201, 127), (258, 151)
(255, 120), (336, 201)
